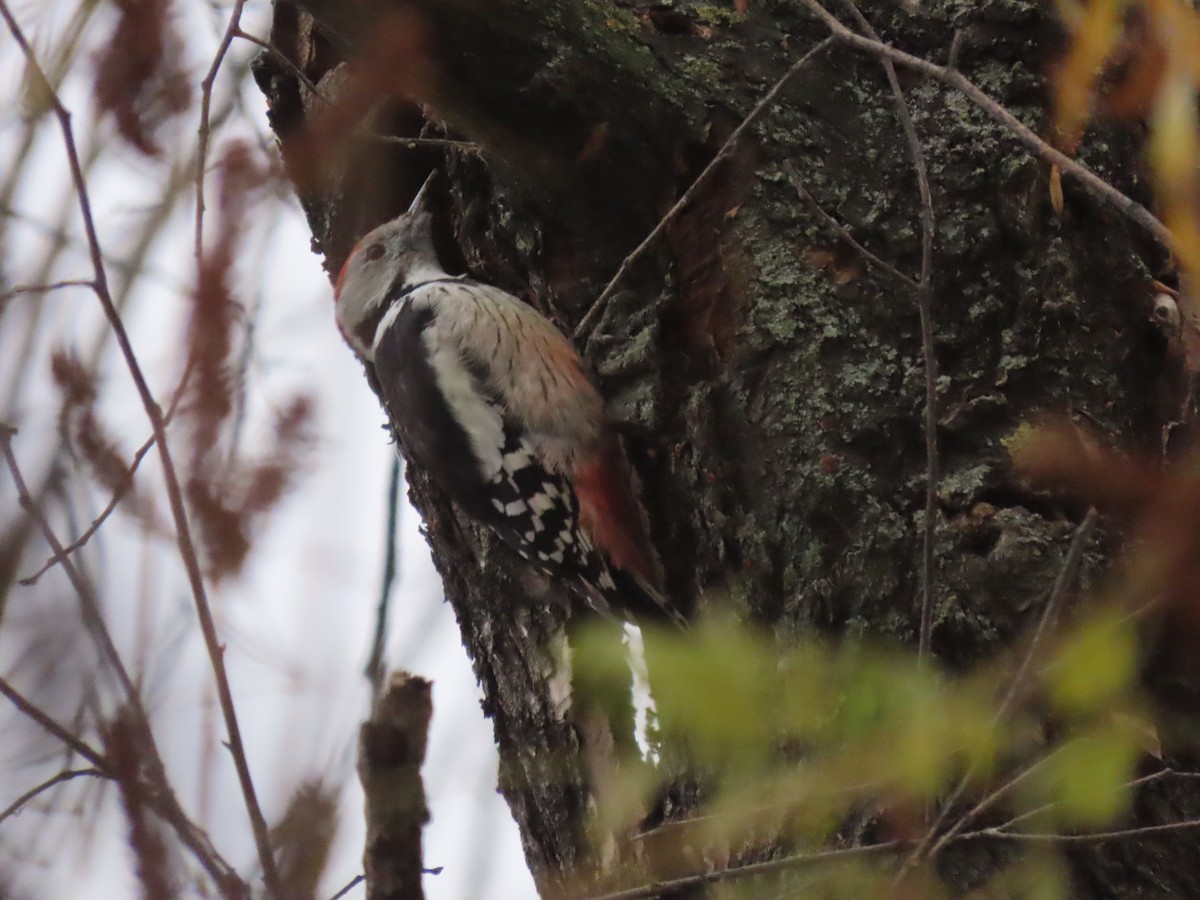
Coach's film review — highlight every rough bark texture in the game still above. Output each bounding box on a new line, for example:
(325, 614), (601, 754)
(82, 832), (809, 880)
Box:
(256, 0), (1200, 896)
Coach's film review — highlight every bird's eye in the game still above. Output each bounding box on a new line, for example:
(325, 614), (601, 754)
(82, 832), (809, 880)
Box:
(364, 243), (385, 262)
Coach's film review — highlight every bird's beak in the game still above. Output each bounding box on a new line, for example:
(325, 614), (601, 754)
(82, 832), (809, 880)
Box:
(408, 170), (437, 216)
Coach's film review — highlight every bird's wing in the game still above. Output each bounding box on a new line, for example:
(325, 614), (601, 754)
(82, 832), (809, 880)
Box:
(377, 279), (667, 600)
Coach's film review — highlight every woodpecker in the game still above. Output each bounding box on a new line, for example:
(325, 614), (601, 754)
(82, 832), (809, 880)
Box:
(333, 173), (679, 626)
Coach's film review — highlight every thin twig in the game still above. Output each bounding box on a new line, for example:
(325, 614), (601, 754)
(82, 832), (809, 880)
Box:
(923, 743), (1069, 861)
(964, 817), (1200, 843)
(574, 36), (835, 339)
(233, 28), (321, 96)
(0, 278), (95, 303)
(797, 0), (1173, 250)
(782, 162), (918, 289)
(834, 0), (940, 659)
(896, 508), (1098, 880)
(328, 875), (365, 900)
(631, 776), (886, 844)
(0, 6), (279, 893)
(365, 455), (402, 702)
(0, 674), (109, 769)
(3, 425), (248, 887)
(0, 672), (247, 897)
(999, 508), (1098, 717)
(962, 767), (1196, 844)
(356, 133), (482, 151)
(195, 0), (247, 263)
(0, 768), (106, 826)
(20, 432), (155, 584)
(1, 424), (143, 707)
(20, 357), (194, 585)
(579, 841), (906, 900)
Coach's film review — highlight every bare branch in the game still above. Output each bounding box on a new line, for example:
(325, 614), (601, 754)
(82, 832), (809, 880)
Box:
(832, 0), (940, 660)
(356, 133), (482, 151)
(966, 818), (1200, 844)
(924, 743), (1069, 861)
(20, 431), (155, 585)
(1000, 507), (1100, 712)
(21, 354), (193, 585)
(365, 456), (402, 702)
(0, 768), (106, 827)
(1, 423), (143, 706)
(899, 508), (1098, 877)
(782, 162), (918, 290)
(329, 875), (365, 900)
(358, 673), (433, 900)
(233, 28), (320, 96)
(0, 672), (247, 898)
(574, 36), (835, 339)
(0, 279), (94, 303)
(579, 841), (906, 900)
(195, 0), (248, 263)
(0, 673), (109, 769)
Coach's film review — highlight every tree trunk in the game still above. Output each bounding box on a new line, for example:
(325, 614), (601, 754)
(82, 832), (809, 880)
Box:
(255, 0), (1200, 896)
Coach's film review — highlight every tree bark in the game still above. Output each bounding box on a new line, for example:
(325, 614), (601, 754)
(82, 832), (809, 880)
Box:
(256, 0), (1200, 896)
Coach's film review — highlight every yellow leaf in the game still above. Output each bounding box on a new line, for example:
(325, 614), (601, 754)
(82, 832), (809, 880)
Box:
(1052, 0), (1126, 149)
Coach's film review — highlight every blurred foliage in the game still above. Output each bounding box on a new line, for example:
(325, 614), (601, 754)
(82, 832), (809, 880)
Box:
(572, 595), (1156, 896)
(1053, 0), (1200, 284)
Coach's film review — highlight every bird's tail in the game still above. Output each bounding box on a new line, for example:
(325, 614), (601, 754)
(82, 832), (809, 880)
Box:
(586, 561), (686, 629)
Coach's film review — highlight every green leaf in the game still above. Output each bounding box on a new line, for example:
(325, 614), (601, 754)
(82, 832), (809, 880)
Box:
(1036, 722), (1139, 827)
(1045, 609), (1137, 715)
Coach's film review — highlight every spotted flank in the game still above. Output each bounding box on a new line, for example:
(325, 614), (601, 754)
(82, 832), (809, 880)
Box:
(485, 425), (622, 606)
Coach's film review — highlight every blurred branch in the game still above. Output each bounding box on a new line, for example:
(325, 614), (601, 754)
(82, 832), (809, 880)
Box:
(1, 137), (104, 415)
(0, 672), (248, 898)
(357, 134), (481, 151)
(0, 673), (108, 768)
(964, 816), (1200, 843)
(1, 423), (144, 705)
(329, 874), (365, 900)
(575, 36), (834, 339)
(106, 710), (184, 900)
(0, 279), (94, 302)
(19, 431), (155, 585)
(0, 0), (97, 258)
(358, 672), (432, 900)
(0, 767), (106, 827)
(0, 6), (280, 894)
(20, 364), (193, 585)
(999, 507), (1099, 714)
(366, 455), (402, 701)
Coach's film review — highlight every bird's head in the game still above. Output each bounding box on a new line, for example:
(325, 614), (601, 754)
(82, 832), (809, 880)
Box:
(334, 171), (443, 360)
